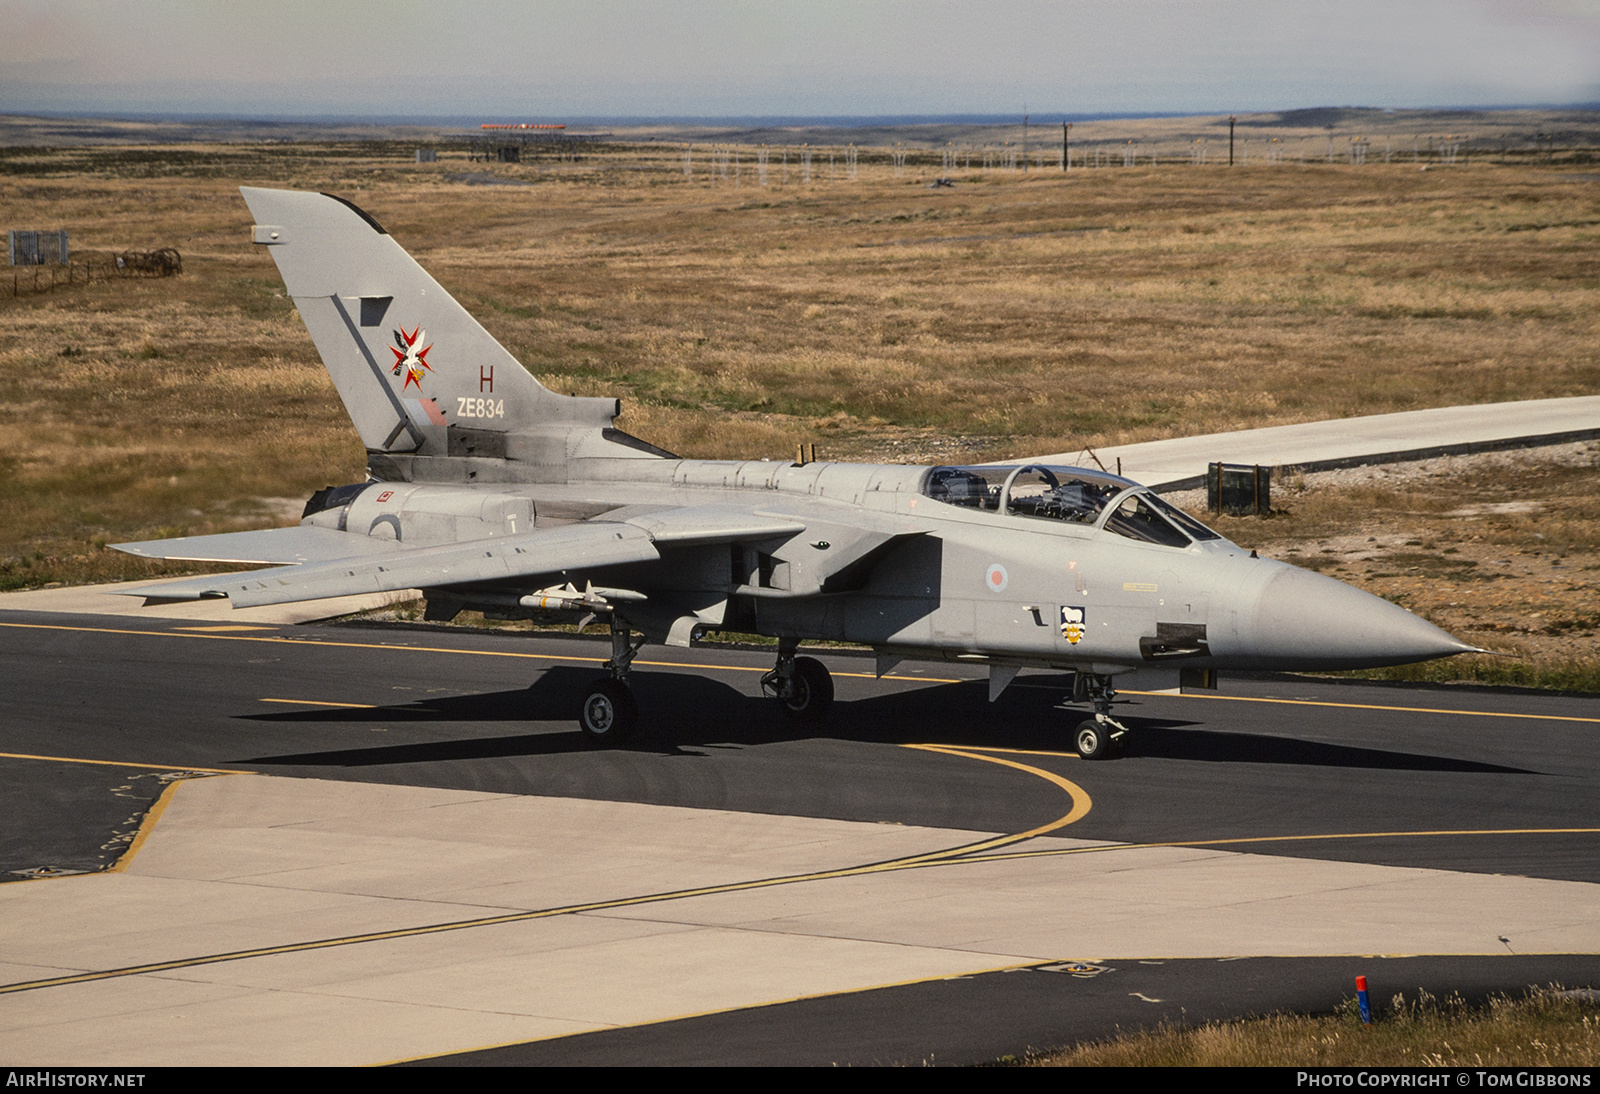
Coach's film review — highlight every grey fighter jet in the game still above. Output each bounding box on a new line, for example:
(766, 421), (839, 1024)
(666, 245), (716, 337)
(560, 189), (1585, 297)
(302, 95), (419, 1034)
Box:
(114, 188), (1475, 757)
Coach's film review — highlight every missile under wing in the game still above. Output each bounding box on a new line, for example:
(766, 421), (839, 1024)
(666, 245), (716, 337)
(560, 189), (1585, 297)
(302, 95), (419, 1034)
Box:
(114, 188), (1475, 757)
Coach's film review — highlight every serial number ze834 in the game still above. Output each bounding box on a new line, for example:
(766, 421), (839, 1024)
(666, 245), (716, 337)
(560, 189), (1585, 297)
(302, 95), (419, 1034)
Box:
(456, 397), (505, 419)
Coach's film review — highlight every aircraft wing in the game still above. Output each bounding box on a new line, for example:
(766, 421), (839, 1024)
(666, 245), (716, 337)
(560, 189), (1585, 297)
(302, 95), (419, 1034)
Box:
(112, 505), (808, 609)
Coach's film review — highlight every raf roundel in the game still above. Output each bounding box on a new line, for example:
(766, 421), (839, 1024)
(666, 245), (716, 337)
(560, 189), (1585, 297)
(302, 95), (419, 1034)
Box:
(985, 563), (1009, 593)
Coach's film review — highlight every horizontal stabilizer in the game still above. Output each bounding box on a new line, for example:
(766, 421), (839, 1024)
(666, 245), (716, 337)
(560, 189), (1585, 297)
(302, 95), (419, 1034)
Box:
(112, 525), (406, 566)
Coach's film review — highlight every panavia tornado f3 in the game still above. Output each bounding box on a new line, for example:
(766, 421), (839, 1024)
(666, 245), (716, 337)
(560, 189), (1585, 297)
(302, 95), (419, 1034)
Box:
(114, 187), (1476, 757)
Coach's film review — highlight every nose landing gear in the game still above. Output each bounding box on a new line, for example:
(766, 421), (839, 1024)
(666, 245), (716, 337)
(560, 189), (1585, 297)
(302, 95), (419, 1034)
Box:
(1072, 673), (1130, 760)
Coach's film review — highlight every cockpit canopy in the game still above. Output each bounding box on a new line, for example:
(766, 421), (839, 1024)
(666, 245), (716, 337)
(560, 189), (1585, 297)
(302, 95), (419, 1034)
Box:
(924, 464), (1223, 548)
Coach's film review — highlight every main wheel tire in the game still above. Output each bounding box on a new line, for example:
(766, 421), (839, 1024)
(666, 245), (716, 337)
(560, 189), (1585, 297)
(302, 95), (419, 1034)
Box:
(580, 679), (637, 746)
(780, 656), (835, 723)
(1074, 718), (1112, 761)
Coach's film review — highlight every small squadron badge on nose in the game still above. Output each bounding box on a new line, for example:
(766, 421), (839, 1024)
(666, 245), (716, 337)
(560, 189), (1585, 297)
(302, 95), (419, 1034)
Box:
(1061, 605), (1086, 645)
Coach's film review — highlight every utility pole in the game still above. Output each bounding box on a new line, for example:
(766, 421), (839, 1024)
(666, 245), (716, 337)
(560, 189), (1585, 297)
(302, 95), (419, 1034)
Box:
(1229, 115), (1236, 166)
(1023, 113), (1029, 172)
(1063, 121), (1071, 172)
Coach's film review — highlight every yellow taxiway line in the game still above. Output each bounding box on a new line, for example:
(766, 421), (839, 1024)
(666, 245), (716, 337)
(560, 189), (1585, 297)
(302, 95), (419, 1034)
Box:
(0, 751), (249, 775)
(259, 697), (378, 709)
(0, 753), (249, 882)
(107, 779), (186, 874)
(0, 621), (961, 684)
(1120, 687), (1600, 724)
(960, 826), (1600, 867)
(5, 619), (1595, 722)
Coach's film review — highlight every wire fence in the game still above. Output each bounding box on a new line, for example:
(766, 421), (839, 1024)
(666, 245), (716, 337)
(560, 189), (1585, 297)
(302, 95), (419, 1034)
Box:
(450, 130), (1593, 187)
(3, 249), (182, 301)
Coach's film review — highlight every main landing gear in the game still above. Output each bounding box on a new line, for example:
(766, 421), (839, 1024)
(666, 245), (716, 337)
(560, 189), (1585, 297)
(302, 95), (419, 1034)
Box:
(578, 615), (645, 746)
(1072, 673), (1130, 761)
(578, 625), (838, 745)
(760, 639), (834, 723)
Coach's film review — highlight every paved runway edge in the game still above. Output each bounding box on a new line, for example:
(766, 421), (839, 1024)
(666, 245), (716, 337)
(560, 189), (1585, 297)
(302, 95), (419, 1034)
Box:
(423, 954), (1600, 1067)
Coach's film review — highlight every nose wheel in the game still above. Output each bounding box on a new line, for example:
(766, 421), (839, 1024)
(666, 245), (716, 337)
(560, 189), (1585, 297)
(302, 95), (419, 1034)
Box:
(1073, 717), (1122, 761)
(1072, 674), (1129, 760)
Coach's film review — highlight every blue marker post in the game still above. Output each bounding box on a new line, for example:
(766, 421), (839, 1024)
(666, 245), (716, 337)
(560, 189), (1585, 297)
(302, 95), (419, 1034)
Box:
(1356, 975), (1372, 1025)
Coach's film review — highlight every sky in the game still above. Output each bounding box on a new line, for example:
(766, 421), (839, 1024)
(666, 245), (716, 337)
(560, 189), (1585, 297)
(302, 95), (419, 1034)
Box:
(1, 0), (1597, 120)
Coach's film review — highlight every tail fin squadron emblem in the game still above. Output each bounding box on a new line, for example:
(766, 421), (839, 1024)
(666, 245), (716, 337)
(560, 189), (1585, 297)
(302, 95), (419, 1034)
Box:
(389, 326), (433, 390)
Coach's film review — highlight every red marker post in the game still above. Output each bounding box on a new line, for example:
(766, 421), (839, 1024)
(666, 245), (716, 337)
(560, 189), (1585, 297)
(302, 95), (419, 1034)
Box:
(1356, 975), (1372, 1024)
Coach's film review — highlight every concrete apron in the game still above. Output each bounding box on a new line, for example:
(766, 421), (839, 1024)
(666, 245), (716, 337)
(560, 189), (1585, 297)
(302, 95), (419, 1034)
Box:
(3, 774), (1598, 1066)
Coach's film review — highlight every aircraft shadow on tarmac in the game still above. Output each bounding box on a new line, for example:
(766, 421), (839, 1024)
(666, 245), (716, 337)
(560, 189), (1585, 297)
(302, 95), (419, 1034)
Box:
(236, 667), (1532, 775)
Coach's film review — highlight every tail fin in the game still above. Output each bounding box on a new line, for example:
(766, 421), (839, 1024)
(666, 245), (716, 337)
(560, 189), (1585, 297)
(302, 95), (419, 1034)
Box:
(240, 187), (622, 467)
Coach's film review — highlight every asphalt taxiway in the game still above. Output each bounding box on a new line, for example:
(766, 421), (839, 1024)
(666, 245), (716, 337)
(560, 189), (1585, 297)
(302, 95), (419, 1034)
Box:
(9, 601), (1600, 1062)
(2, 606), (1598, 1065)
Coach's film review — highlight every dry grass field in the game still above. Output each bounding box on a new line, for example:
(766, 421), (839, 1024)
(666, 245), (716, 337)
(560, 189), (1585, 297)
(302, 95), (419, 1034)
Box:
(1, 114), (1596, 684)
(1032, 986), (1600, 1067)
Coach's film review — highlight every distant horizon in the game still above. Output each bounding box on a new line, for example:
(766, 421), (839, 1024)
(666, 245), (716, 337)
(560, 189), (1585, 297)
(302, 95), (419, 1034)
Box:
(10, 103), (1600, 131)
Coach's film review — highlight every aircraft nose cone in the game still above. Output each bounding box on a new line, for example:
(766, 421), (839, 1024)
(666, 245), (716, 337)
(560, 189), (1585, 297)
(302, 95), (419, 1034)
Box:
(1247, 565), (1477, 669)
